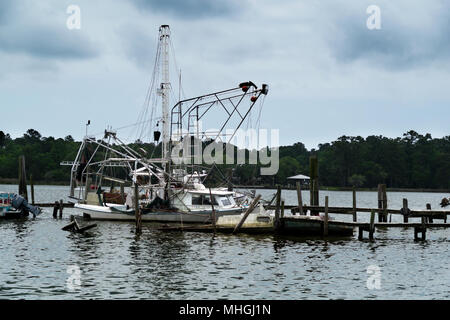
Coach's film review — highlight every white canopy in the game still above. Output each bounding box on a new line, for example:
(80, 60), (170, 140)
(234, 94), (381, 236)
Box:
(287, 174), (310, 180)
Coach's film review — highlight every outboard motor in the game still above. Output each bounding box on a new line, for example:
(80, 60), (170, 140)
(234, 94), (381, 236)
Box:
(11, 194), (42, 218)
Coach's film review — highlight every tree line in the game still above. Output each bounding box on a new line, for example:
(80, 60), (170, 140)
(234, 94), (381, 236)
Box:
(0, 129), (449, 189)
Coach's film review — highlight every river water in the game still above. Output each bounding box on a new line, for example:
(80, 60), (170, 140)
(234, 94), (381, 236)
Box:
(0, 184), (449, 299)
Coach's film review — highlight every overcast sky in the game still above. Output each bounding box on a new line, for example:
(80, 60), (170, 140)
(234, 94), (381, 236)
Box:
(1, 0), (449, 149)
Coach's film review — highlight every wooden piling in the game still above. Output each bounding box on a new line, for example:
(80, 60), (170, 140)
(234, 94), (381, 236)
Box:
(309, 156), (319, 215)
(421, 217), (426, 240)
(30, 174), (35, 205)
(209, 188), (216, 233)
(18, 155), (28, 200)
(281, 200), (285, 219)
(296, 182), (303, 216)
(352, 187), (357, 222)
(426, 203), (433, 223)
(59, 199), (63, 218)
(323, 196), (329, 236)
(274, 185), (281, 228)
(414, 217), (427, 241)
(369, 210), (375, 240)
(382, 184), (388, 222)
(52, 201), (58, 219)
(402, 198), (409, 223)
(377, 184), (387, 222)
(134, 184), (141, 233)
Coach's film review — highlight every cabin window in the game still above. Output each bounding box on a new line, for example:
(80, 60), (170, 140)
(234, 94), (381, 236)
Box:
(204, 195), (218, 206)
(191, 195), (218, 205)
(220, 197), (231, 206)
(192, 196), (202, 205)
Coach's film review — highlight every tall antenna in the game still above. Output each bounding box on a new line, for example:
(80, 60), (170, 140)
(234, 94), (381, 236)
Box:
(159, 25), (170, 168)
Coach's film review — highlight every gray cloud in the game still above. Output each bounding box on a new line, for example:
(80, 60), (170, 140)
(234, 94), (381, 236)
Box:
(0, 0), (99, 60)
(325, 1), (450, 69)
(0, 25), (99, 60)
(130, 0), (238, 18)
(0, 0), (15, 25)
(117, 24), (157, 68)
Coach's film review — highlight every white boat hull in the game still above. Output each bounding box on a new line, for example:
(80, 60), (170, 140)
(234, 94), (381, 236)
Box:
(74, 203), (245, 223)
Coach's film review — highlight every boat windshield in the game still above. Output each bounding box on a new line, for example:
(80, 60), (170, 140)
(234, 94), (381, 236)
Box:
(191, 195), (218, 206)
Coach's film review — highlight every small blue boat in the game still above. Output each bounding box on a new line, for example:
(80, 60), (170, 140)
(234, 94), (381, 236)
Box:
(0, 192), (41, 219)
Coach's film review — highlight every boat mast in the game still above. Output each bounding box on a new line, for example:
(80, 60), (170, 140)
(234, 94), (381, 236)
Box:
(159, 25), (170, 171)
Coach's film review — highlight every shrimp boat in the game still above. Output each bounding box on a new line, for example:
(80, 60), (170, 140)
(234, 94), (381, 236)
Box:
(63, 25), (270, 223)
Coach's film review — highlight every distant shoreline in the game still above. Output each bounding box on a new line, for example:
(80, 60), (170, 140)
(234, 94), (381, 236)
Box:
(1, 178), (448, 194)
(234, 185), (450, 193)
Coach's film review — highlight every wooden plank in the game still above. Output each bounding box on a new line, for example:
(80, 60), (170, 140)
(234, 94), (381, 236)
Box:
(77, 223), (97, 233)
(102, 175), (126, 184)
(232, 194), (262, 234)
(271, 205), (449, 216)
(62, 221), (76, 231)
(34, 202), (75, 207)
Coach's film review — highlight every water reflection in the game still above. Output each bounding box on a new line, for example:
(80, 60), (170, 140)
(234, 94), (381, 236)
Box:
(1, 184), (449, 299)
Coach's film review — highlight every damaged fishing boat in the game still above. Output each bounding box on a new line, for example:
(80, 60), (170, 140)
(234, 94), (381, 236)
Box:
(62, 25), (269, 223)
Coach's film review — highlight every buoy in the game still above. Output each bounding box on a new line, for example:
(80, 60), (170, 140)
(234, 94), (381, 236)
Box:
(242, 86), (249, 92)
(251, 96), (258, 102)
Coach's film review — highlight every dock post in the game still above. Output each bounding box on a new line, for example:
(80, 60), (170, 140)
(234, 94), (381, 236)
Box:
(414, 217), (427, 241)
(377, 184), (387, 222)
(421, 216), (426, 241)
(296, 182), (303, 215)
(274, 185), (281, 229)
(426, 203), (433, 223)
(281, 200), (285, 219)
(134, 184), (141, 233)
(309, 156), (319, 216)
(30, 174), (35, 205)
(382, 184), (388, 222)
(402, 198), (409, 223)
(18, 155), (28, 201)
(323, 196), (329, 236)
(209, 188), (216, 233)
(52, 201), (58, 219)
(352, 187), (357, 222)
(358, 227), (363, 240)
(59, 199), (63, 218)
(369, 210), (375, 240)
